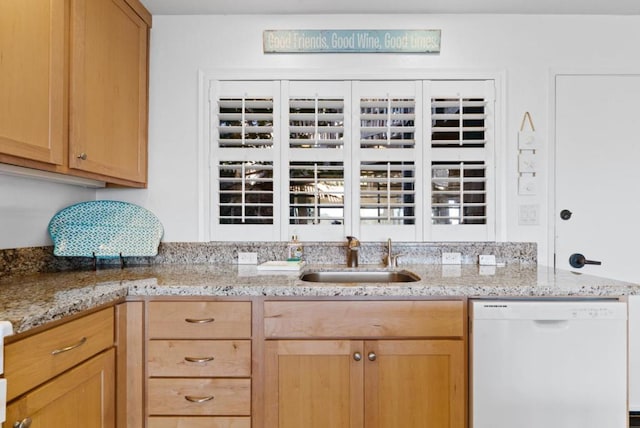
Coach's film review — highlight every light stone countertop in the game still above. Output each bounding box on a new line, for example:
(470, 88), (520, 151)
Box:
(1, 263), (639, 335)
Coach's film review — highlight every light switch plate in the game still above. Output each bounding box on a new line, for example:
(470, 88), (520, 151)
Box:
(519, 204), (540, 225)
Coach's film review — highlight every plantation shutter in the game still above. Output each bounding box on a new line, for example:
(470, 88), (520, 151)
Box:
(282, 81), (351, 241)
(425, 80), (495, 241)
(353, 81), (423, 241)
(210, 81), (281, 241)
(208, 79), (495, 242)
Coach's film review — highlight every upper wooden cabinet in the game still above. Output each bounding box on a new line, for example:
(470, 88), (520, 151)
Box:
(0, 0), (151, 187)
(0, 0), (66, 165)
(69, 0), (149, 183)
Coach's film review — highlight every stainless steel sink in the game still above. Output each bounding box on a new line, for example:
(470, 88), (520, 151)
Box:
(299, 269), (420, 283)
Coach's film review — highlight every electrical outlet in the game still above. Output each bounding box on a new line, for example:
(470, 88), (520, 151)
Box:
(479, 255), (496, 266)
(237, 252), (258, 264)
(442, 252), (462, 265)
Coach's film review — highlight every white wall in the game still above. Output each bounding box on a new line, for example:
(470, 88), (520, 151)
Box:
(0, 174), (95, 249)
(7, 14), (640, 264)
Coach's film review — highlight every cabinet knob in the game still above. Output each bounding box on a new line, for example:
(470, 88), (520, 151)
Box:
(77, 152), (88, 160)
(368, 352), (377, 361)
(13, 418), (32, 428)
(353, 352), (362, 361)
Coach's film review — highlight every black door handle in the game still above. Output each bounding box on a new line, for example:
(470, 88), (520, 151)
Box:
(569, 253), (602, 269)
(560, 209), (572, 220)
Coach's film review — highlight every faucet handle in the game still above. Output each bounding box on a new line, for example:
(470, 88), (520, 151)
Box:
(391, 254), (402, 267)
(385, 254), (402, 268)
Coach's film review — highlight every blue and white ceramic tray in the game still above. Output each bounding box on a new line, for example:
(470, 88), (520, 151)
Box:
(48, 200), (164, 258)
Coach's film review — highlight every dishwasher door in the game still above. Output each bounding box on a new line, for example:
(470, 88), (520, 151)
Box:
(471, 300), (627, 428)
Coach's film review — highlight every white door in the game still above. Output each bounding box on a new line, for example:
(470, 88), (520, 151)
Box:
(555, 74), (640, 282)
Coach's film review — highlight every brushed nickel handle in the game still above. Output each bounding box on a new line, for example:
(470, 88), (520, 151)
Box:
(367, 352), (377, 361)
(353, 352), (362, 361)
(77, 152), (87, 160)
(185, 317), (215, 324)
(51, 337), (87, 355)
(185, 395), (214, 403)
(184, 356), (215, 363)
(13, 418), (32, 428)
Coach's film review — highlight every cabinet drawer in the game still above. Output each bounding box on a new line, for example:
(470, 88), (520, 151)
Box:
(148, 416), (251, 428)
(264, 300), (464, 338)
(148, 378), (251, 416)
(5, 308), (114, 400)
(148, 302), (251, 339)
(148, 340), (251, 377)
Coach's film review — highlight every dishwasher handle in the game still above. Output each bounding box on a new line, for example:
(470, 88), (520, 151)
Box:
(533, 319), (570, 329)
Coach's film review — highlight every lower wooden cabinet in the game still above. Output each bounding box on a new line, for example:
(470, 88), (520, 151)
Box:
(263, 300), (467, 428)
(265, 339), (464, 428)
(4, 349), (115, 428)
(146, 301), (253, 425)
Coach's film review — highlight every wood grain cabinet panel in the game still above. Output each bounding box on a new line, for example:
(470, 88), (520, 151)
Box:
(148, 377), (251, 416)
(264, 300), (464, 338)
(4, 349), (115, 428)
(4, 307), (114, 401)
(0, 0), (65, 165)
(146, 300), (253, 425)
(0, 0), (151, 186)
(264, 300), (467, 428)
(69, 0), (149, 183)
(364, 340), (465, 428)
(148, 340), (251, 377)
(148, 301), (252, 339)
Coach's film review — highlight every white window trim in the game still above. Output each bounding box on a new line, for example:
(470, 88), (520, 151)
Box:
(198, 68), (506, 242)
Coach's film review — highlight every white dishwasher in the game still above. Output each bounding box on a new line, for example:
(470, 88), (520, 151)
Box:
(471, 299), (627, 428)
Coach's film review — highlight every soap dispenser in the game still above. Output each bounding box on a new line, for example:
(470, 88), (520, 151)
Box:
(287, 235), (303, 261)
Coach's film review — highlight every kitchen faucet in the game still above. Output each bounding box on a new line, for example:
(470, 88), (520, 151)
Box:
(346, 236), (360, 267)
(384, 238), (401, 268)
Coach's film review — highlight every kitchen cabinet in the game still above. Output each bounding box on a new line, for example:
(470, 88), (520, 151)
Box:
(263, 300), (466, 428)
(0, 0), (151, 187)
(68, 0), (150, 184)
(146, 301), (252, 428)
(2, 307), (115, 428)
(5, 350), (115, 428)
(0, 0), (65, 166)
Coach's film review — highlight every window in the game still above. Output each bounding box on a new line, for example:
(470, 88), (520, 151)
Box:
(209, 79), (495, 242)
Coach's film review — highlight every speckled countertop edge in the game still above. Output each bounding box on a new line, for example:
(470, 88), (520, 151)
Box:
(2, 263), (640, 335)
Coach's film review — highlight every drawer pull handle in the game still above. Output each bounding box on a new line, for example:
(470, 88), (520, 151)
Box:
(184, 356), (215, 363)
(185, 318), (215, 324)
(51, 337), (87, 355)
(185, 395), (214, 403)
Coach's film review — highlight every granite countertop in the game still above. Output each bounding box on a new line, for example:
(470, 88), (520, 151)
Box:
(2, 263), (640, 335)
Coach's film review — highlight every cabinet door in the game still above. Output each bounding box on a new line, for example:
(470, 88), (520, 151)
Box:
(364, 340), (465, 428)
(69, 0), (148, 183)
(0, 0), (65, 165)
(264, 340), (364, 428)
(4, 349), (115, 428)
